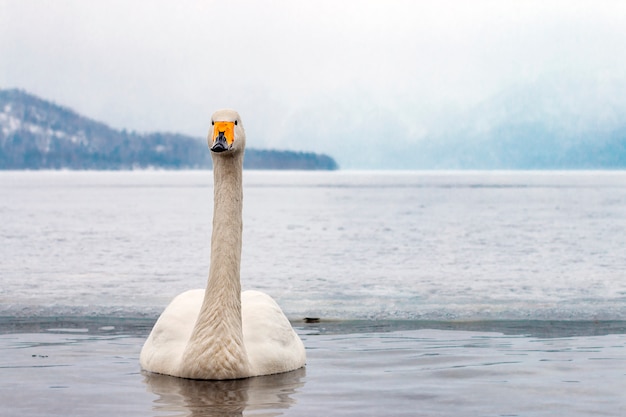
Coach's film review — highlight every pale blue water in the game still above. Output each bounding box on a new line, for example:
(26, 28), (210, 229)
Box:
(1, 170), (625, 416)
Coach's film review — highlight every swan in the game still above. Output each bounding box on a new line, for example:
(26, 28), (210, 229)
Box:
(140, 109), (306, 380)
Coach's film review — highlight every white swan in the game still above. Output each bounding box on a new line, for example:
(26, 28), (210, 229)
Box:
(140, 109), (306, 380)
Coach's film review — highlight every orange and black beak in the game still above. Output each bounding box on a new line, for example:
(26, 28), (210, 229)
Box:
(210, 121), (236, 153)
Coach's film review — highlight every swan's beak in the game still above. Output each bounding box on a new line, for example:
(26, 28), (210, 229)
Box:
(210, 121), (235, 153)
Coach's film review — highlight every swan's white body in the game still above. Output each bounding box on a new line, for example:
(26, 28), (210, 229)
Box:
(140, 109), (306, 380)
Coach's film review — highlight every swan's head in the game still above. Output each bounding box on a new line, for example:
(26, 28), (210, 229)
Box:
(208, 109), (245, 155)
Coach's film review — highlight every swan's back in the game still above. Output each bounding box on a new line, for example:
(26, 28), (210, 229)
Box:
(141, 289), (305, 378)
(140, 289), (204, 377)
(242, 290), (306, 376)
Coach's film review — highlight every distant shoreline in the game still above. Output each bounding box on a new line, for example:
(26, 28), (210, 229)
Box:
(0, 89), (339, 171)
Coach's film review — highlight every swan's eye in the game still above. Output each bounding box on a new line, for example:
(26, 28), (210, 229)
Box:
(234, 120), (238, 126)
(211, 121), (214, 126)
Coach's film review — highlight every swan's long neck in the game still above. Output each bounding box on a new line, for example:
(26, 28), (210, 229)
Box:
(181, 152), (250, 379)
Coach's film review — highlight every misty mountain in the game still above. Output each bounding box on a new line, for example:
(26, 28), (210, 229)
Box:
(0, 89), (339, 170)
(409, 77), (626, 169)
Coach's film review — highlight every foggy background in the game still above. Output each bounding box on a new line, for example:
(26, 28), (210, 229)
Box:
(2, 0), (626, 168)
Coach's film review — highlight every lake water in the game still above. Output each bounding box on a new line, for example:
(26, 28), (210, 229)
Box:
(1, 170), (625, 416)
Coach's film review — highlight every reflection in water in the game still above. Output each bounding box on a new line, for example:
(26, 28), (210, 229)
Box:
(143, 367), (306, 417)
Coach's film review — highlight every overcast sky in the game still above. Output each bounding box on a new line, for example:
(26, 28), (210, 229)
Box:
(2, 0), (626, 168)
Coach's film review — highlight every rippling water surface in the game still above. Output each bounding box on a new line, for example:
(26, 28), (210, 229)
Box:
(2, 170), (626, 319)
(1, 170), (625, 416)
(0, 318), (624, 417)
